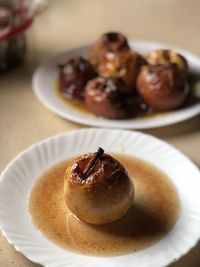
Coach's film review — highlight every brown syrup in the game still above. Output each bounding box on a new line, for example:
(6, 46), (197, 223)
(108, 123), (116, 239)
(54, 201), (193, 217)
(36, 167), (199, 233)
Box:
(29, 154), (180, 256)
(55, 77), (200, 119)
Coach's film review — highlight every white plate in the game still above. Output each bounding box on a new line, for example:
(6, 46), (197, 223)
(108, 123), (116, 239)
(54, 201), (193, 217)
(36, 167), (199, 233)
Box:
(0, 128), (200, 267)
(32, 41), (200, 129)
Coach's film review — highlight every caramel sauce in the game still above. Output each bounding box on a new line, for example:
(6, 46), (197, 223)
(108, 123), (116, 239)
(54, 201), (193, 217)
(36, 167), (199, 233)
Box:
(29, 154), (180, 256)
(55, 77), (199, 119)
(55, 80), (94, 116)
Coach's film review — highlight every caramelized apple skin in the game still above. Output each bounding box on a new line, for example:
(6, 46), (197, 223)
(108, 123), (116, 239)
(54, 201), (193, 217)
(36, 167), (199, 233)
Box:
(89, 32), (130, 69)
(85, 77), (135, 119)
(98, 51), (147, 88)
(147, 49), (188, 74)
(64, 153), (134, 225)
(137, 64), (189, 111)
(58, 57), (97, 100)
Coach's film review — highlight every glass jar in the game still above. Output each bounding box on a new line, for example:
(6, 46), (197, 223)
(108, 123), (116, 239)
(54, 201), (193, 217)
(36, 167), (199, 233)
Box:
(0, 0), (47, 73)
(0, 32), (26, 72)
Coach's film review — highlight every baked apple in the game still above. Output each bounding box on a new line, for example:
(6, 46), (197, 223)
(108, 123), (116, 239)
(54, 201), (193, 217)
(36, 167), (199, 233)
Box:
(64, 148), (134, 225)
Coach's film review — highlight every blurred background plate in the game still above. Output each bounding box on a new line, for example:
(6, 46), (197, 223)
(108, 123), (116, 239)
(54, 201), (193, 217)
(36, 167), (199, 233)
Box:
(32, 41), (200, 129)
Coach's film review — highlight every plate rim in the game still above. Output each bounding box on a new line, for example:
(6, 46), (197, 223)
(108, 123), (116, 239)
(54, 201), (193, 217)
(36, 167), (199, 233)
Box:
(0, 128), (200, 267)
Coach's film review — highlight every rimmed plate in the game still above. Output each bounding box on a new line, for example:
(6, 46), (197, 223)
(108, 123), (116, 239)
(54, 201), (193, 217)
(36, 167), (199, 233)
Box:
(0, 128), (200, 267)
(32, 41), (200, 129)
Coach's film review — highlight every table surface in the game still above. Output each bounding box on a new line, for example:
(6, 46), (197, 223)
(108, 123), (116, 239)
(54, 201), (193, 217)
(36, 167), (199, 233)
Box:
(0, 0), (200, 266)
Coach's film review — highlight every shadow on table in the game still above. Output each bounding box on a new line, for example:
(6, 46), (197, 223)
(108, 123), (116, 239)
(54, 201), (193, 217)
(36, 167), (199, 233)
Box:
(143, 114), (200, 139)
(169, 240), (200, 267)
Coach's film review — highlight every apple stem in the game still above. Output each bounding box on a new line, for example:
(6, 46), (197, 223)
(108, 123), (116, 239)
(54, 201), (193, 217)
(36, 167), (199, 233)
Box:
(83, 147), (104, 178)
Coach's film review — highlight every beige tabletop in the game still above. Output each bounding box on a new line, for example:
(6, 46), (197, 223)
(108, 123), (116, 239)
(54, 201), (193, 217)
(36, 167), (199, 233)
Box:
(0, 0), (200, 266)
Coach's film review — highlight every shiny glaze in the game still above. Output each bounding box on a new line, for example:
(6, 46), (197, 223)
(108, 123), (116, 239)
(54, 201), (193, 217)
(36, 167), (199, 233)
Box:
(147, 49), (188, 73)
(137, 64), (189, 111)
(64, 152), (134, 224)
(98, 50), (147, 87)
(58, 57), (96, 100)
(85, 77), (136, 119)
(89, 32), (130, 68)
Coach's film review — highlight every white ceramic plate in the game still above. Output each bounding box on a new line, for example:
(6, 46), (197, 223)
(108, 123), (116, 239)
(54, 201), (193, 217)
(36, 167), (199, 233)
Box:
(32, 41), (200, 129)
(0, 128), (200, 267)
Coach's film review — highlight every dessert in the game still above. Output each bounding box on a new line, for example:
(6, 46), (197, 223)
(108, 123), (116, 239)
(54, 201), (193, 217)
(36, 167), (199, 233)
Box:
(137, 64), (189, 111)
(147, 49), (188, 74)
(85, 77), (135, 119)
(89, 32), (130, 69)
(56, 32), (193, 119)
(64, 148), (134, 225)
(58, 57), (97, 100)
(29, 153), (180, 256)
(98, 50), (147, 88)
